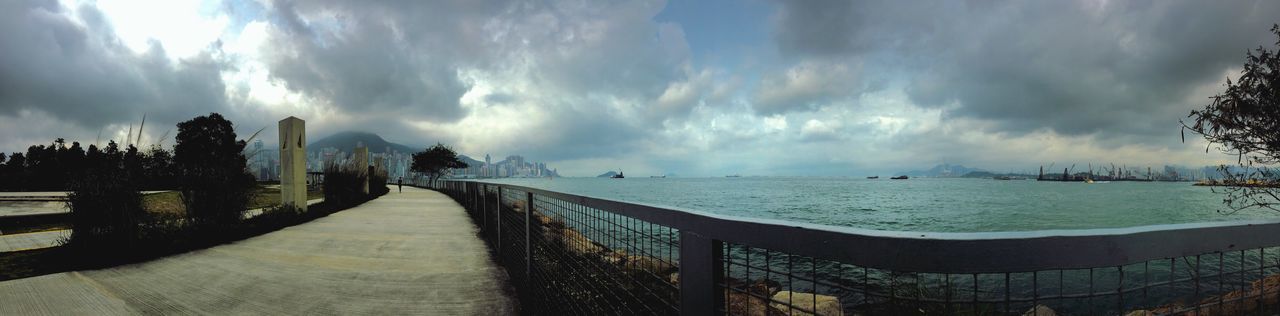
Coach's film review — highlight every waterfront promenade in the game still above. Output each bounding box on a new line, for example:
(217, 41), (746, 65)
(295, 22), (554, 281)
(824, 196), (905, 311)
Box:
(0, 186), (515, 315)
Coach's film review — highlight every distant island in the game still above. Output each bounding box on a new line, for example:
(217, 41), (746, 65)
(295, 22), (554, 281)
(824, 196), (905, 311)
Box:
(897, 164), (986, 178)
(596, 171), (619, 178)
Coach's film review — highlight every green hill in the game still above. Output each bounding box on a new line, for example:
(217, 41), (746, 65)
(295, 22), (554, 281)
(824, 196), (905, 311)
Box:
(307, 131), (417, 154)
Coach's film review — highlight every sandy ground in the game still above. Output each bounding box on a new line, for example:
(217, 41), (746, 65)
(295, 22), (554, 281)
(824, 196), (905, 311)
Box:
(0, 187), (515, 315)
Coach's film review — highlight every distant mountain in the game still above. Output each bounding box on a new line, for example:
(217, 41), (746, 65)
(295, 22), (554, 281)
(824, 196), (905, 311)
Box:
(456, 155), (484, 168)
(597, 171), (619, 178)
(307, 131), (417, 154)
(898, 164), (986, 178)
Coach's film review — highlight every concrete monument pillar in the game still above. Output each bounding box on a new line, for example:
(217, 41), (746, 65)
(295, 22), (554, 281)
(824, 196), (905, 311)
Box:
(354, 146), (369, 194)
(279, 117), (307, 211)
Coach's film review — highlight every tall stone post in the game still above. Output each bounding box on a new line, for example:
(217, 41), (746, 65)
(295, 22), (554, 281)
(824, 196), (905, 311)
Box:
(279, 117), (307, 211)
(354, 146), (369, 194)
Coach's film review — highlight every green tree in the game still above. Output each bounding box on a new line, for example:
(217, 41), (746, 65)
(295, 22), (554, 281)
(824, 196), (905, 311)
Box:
(1183, 24), (1280, 212)
(173, 113), (255, 226)
(141, 145), (176, 190)
(410, 143), (468, 187)
(3, 153), (25, 191)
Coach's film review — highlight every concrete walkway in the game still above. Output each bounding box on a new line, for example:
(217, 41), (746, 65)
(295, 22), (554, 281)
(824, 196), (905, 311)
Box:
(0, 187), (515, 315)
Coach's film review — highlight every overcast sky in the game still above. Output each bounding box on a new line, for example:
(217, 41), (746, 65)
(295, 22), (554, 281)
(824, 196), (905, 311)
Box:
(1, 0), (1277, 176)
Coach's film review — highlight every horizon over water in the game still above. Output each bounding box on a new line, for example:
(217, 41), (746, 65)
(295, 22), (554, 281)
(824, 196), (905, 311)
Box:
(483, 177), (1278, 233)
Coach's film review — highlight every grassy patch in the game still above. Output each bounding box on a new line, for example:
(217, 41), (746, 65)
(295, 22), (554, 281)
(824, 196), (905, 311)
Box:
(0, 247), (72, 281)
(142, 186), (324, 217)
(142, 191), (185, 216)
(1, 222), (68, 235)
(246, 186), (323, 209)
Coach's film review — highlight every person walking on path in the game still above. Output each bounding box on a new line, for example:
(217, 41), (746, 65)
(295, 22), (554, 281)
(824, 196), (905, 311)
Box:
(397, 177), (403, 193)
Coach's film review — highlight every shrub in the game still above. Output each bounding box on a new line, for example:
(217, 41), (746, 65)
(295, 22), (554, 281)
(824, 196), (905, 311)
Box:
(173, 113), (255, 227)
(65, 167), (144, 249)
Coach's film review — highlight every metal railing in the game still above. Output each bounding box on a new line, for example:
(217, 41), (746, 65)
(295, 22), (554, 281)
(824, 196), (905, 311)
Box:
(422, 179), (1280, 315)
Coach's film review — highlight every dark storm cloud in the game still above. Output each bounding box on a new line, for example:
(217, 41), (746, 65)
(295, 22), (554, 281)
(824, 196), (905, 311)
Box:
(0, 0), (231, 130)
(773, 0), (1280, 140)
(260, 1), (479, 122)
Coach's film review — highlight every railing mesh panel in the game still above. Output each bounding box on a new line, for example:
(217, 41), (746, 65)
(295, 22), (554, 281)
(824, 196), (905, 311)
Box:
(443, 182), (680, 315)
(720, 242), (1280, 315)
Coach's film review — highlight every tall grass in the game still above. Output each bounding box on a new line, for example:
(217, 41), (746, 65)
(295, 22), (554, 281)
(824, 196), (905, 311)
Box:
(369, 163), (389, 196)
(322, 161), (368, 206)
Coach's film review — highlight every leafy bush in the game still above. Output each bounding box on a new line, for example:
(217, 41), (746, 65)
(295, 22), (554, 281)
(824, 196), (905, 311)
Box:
(173, 113), (256, 227)
(65, 167), (144, 249)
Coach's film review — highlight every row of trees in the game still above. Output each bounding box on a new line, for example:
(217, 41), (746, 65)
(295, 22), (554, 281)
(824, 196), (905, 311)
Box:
(64, 113), (256, 248)
(0, 141), (176, 191)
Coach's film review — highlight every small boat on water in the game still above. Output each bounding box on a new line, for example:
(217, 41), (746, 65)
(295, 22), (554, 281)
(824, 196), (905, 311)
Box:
(611, 170), (625, 178)
(867, 176), (879, 179)
(650, 175), (665, 178)
(890, 175), (909, 180)
(725, 174), (741, 178)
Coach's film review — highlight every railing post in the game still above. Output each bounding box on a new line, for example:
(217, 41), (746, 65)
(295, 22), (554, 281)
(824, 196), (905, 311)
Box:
(481, 184), (488, 233)
(496, 186), (503, 255)
(525, 191), (534, 285)
(680, 230), (723, 315)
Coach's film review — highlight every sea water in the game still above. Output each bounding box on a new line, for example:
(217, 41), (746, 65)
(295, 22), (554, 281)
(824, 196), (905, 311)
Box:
(485, 177), (1274, 232)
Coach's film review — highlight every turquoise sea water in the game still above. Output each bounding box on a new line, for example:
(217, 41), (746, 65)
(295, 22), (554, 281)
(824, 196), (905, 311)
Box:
(484, 177), (1278, 232)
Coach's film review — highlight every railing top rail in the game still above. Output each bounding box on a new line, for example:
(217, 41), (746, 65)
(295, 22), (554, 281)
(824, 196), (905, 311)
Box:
(450, 180), (1280, 274)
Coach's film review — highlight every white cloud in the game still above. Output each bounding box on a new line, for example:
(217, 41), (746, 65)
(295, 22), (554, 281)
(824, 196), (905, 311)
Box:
(94, 0), (229, 59)
(753, 60), (861, 114)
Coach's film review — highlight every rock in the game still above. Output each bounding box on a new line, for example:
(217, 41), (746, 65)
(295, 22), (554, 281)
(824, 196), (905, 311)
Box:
(507, 200), (526, 212)
(549, 227), (606, 255)
(668, 272), (679, 286)
(603, 251), (677, 274)
(728, 291), (785, 316)
(1022, 304), (1056, 316)
(769, 291), (843, 316)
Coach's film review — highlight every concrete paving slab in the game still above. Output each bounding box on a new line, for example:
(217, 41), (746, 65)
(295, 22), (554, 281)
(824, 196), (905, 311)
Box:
(0, 230), (68, 252)
(0, 186), (515, 315)
(0, 201), (67, 217)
